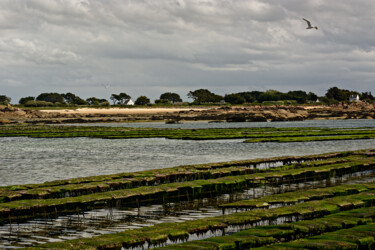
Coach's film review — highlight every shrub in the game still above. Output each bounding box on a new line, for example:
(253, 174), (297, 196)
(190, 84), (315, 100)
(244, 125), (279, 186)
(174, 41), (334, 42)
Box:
(24, 100), (54, 107)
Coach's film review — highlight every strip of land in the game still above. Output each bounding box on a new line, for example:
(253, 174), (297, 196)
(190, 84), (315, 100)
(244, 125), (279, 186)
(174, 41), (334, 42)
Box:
(1, 125), (375, 142)
(1, 102), (374, 124)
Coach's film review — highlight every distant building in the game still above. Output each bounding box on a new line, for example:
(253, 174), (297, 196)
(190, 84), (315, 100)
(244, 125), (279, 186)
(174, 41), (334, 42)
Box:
(349, 95), (360, 102)
(125, 99), (134, 105)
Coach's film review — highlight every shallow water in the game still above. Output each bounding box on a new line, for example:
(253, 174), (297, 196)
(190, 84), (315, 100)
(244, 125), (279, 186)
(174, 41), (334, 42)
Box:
(1, 137), (375, 186)
(1, 170), (373, 248)
(65, 119), (375, 129)
(1, 119), (375, 248)
(1, 119), (375, 186)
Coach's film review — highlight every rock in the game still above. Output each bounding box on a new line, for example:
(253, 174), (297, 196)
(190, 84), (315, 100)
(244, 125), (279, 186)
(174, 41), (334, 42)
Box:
(251, 113), (268, 122)
(226, 114), (246, 122)
(0, 119), (10, 125)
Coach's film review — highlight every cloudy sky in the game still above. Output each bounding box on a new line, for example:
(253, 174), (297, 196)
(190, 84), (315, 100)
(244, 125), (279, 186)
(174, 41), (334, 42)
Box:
(1, 0), (375, 103)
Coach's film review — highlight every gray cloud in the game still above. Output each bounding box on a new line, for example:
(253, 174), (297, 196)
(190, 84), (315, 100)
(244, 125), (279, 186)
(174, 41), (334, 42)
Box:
(0, 0), (374, 103)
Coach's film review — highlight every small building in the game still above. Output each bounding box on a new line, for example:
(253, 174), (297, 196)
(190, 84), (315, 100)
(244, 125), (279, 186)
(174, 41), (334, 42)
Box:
(125, 99), (134, 105)
(349, 95), (360, 102)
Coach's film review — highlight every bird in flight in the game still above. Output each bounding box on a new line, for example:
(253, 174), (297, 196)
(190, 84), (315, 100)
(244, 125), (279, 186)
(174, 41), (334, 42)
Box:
(303, 18), (318, 29)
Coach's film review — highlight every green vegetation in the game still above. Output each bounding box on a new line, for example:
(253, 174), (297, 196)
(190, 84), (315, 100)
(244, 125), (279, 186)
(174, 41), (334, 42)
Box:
(159, 92), (182, 104)
(110, 92), (131, 105)
(5, 86), (375, 107)
(0, 95), (11, 105)
(220, 182), (375, 211)
(1, 149), (374, 226)
(188, 89), (224, 104)
(135, 95), (151, 105)
(244, 134), (375, 143)
(157, 207), (375, 249)
(1, 124), (373, 249)
(1, 125), (375, 143)
(27, 185), (375, 249)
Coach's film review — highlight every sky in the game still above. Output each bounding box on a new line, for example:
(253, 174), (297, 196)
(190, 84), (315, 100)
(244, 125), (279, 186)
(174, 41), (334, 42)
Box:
(1, 0), (375, 103)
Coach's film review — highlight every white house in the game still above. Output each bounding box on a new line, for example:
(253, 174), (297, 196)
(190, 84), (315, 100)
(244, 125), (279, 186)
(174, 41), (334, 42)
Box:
(349, 95), (360, 102)
(125, 99), (134, 105)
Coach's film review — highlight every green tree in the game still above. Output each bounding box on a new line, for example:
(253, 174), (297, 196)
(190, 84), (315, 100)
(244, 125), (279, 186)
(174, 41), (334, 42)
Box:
(61, 92), (76, 104)
(24, 100), (54, 107)
(258, 89), (283, 102)
(62, 92), (88, 105)
(86, 97), (110, 106)
(86, 97), (100, 105)
(36, 93), (64, 103)
(187, 89), (223, 104)
(286, 90), (308, 104)
(0, 95), (11, 105)
(361, 92), (374, 102)
(307, 92), (318, 102)
(160, 92), (182, 104)
(155, 99), (171, 104)
(135, 96), (150, 105)
(224, 93), (245, 104)
(19, 96), (35, 105)
(238, 92), (257, 103)
(325, 87), (349, 101)
(110, 93), (131, 105)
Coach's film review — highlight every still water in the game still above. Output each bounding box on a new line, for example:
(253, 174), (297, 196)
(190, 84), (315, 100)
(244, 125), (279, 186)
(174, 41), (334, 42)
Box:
(1, 120), (375, 186)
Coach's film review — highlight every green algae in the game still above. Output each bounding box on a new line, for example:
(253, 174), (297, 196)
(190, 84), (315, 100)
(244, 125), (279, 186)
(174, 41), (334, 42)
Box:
(220, 183), (375, 210)
(1, 148), (374, 248)
(2, 153), (375, 224)
(27, 190), (375, 249)
(155, 207), (375, 250)
(268, 223), (375, 249)
(1, 150), (369, 204)
(2, 124), (375, 142)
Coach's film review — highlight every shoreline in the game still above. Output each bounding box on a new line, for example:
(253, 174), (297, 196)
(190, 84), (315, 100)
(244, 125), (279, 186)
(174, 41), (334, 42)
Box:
(38, 107), (207, 115)
(1, 103), (374, 124)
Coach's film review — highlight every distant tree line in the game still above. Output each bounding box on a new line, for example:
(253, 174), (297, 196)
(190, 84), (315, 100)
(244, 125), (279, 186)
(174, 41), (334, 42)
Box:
(186, 87), (373, 105)
(0, 95), (11, 105)
(1, 86), (374, 107)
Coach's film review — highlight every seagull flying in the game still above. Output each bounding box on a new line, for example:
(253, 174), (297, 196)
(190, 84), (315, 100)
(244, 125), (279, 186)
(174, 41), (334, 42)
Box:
(303, 18), (318, 30)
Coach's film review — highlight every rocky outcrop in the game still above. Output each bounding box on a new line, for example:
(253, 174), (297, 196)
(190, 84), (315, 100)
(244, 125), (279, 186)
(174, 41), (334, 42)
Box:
(0, 103), (374, 124)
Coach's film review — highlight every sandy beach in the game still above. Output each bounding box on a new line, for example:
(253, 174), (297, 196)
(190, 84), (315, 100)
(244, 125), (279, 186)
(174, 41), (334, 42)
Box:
(39, 107), (208, 115)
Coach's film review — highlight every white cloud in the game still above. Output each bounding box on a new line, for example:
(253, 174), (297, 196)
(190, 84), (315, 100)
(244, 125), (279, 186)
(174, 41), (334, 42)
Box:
(0, 0), (374, 102)
(0, 38), (81, 65)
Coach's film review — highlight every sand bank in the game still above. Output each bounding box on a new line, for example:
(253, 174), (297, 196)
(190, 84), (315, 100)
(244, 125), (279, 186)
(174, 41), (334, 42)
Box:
(39, 107), (207, 115)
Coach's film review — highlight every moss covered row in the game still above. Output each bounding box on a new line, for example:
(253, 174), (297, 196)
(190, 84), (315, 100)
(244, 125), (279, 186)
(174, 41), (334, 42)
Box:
(1, 124), (375, 141)
(27, 187), (375, 249)
(1, 153), (374, 223)
(157, 207), (375, 249)
(1, 150), (364, 203)
(220, 182), (375, 211)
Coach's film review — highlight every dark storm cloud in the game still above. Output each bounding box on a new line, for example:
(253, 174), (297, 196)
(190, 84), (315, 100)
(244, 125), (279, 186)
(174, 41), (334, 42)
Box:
(0, 0), (374, 102)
